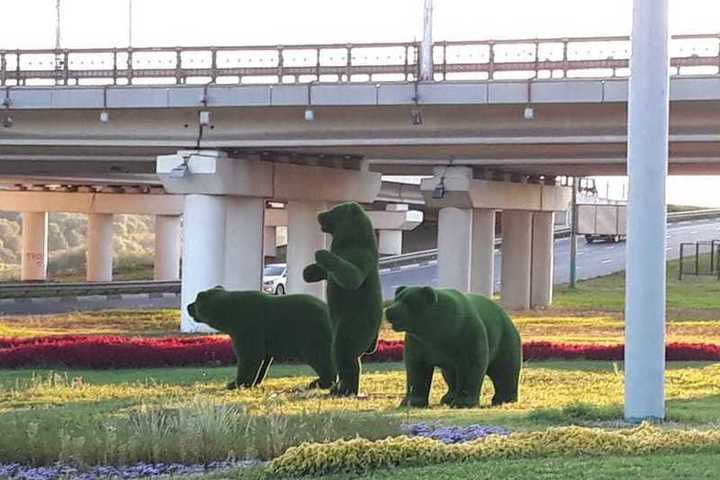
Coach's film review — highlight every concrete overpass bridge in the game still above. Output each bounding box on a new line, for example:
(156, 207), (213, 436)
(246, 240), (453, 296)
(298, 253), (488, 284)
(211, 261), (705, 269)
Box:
(1, 33), (718, 334)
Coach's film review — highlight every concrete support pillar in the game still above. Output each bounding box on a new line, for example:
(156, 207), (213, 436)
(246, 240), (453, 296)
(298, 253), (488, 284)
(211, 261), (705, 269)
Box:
(264, 226), (277, 257)
(180, 195), (226, 332)
(531, 212), (554, 307)
(86, 213), (114, 282)
(378, 230), (403, 255)
(501, 210), (532, 310)
(470, 209), (495, 297)
(20, 212), (48, 281)
(625, 0), (669, 421)
(420, 0), (434, 81)
(286, 201), (326, 298)
(437, 207), (472, 291)
(224, 196), (265, 291)
(154, 215), (181, 281)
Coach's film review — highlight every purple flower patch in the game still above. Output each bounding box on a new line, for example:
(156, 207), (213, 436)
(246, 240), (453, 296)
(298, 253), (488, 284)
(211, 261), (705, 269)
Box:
(403, 423), (510, 444)
(0, 460), (259, 480)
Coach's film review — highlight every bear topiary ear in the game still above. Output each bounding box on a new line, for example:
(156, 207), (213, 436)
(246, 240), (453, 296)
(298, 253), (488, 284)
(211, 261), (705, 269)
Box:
(420, 287), (438, 305)
(212, 285), (225, 290)
(394, 286), (407, 298)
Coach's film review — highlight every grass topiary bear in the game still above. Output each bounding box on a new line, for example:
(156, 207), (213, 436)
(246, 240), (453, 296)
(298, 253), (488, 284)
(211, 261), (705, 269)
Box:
(187, 286), (336, 390)
(385, 286), (522, 408)
(303, 202), (383, 396)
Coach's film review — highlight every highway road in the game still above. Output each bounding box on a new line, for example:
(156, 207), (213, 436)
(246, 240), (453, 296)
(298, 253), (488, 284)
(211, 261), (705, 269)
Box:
(379, 217), (720, 299)
(1, 217), (719, 315)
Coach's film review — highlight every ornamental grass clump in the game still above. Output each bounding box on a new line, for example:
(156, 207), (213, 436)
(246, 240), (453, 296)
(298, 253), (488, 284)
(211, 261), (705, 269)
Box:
(269, 423), (720, 477)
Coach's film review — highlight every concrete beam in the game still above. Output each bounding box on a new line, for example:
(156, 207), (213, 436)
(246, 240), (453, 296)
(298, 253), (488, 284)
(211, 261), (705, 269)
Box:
(0, 191), (183, 215)
(157, 150), (381, 203)
(420, 167), (571, 212)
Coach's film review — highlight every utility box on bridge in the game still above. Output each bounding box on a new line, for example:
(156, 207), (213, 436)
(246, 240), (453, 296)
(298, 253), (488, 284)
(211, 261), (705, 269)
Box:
(576, 203), (627, 243)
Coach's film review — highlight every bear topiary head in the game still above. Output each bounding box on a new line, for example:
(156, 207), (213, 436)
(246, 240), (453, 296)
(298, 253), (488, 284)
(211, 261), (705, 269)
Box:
(385, 286), (438, 335)
(317, 202), (376, 250)
(187, 285), (226, 330)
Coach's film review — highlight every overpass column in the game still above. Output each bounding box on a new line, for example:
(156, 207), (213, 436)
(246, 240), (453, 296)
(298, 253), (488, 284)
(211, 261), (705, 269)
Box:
(264, 227), (277, 257)
(223, 197), (265, 291)
(470, 209), (496, 297)
(20, 212), (48, 281)
(287, 201), (327, 298)
(378, 230), (403, 255)
(531, 212), (554, 307)
(180, 195), (226, 332)
(437, 207), (472, 291)
(501, 210), (532, 310)
(154, 215), (181, 281)
(86, 213), (114, 282)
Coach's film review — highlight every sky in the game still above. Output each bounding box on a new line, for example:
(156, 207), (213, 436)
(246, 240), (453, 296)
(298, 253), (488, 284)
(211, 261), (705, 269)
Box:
(2, 0), (720, 206)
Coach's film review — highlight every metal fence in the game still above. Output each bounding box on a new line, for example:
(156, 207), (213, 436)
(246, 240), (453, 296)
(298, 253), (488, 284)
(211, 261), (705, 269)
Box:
(3, 33), (720, 87)
(678, 240), (720, 280)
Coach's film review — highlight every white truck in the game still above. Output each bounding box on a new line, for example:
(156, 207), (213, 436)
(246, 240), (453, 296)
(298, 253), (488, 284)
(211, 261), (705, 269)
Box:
(576, 203), (627, 243)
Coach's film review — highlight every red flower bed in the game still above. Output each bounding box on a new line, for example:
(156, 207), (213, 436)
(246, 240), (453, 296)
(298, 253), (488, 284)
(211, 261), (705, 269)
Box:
(1, 335), (719, 369)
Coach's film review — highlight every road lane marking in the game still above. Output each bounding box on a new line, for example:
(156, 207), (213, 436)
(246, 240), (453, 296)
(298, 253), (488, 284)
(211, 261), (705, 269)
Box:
(601, 258), (612, 264)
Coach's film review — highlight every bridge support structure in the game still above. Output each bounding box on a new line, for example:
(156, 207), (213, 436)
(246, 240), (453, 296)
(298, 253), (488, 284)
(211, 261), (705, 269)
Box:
(157, 150), (381, 332)
(87, 213), (114, 282)
(421, 167), (570, 308)
(154, 215), (181, 281)
(20, 212), (48, 281)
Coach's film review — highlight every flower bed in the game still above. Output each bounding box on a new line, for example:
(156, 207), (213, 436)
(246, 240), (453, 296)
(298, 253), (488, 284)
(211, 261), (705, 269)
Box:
(269, 423), (720, 476)
(1, 335), (719, 369)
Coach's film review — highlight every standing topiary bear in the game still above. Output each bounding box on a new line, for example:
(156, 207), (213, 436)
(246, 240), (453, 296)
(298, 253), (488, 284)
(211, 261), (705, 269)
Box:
(385, 286), (522, 408)
(303, 202), (383, 396)
(187, 286), (336, 390)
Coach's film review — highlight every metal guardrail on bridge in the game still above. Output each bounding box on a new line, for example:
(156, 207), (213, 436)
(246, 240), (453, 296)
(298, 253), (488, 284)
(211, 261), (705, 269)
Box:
(3, 33), (720, 86)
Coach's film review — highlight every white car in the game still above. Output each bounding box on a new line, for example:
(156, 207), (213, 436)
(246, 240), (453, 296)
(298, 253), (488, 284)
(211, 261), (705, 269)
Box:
(263, 263), (287, 295)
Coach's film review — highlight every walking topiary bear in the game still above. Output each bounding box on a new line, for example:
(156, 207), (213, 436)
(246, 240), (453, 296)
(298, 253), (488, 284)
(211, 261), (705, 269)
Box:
(187, 286), (336, 390)
(303, 202), (383, 396)
(385, 286), (522, 408)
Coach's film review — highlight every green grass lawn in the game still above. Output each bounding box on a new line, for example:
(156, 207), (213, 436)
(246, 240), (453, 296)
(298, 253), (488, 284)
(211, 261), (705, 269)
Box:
(554, 254), (720, 313)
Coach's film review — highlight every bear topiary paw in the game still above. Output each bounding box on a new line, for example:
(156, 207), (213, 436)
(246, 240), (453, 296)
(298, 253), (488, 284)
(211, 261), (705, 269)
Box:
(329, 380), (357, 397)
(226, 380), (239, 390)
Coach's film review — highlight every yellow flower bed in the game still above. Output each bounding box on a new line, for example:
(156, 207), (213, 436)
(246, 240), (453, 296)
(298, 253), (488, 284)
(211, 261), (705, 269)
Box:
(5, 364), (720, 417)
(269, 423), (720, 476)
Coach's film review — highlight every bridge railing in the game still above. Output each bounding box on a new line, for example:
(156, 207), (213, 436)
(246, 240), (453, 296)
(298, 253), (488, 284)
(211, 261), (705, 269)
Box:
(2, 33), (720, 87)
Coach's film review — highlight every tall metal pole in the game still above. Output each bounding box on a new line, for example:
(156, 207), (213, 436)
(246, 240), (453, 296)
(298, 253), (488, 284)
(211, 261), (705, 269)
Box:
(624, 0), (669, 421)
(569, 176), (578, 288)
(420, 0), (433, 81)
(54, 0), (62, 50)
(128, 0), (133, 47)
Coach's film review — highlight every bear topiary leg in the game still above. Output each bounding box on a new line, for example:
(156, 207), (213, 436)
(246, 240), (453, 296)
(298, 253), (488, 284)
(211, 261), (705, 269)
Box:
(401, 354), (434, 408)
(331, 349), (361, 396)
(440, 367), (458, 406)
(306, 350), (338, 390)
(228, 337), (266, 389)
(449, 356), (486, 408)
(486, 351), (522, 405)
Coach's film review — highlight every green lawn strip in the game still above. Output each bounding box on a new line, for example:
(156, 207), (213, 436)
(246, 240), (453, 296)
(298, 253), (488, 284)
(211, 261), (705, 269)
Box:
(554, 254), (720, 312)
(183, 453), (720, 480)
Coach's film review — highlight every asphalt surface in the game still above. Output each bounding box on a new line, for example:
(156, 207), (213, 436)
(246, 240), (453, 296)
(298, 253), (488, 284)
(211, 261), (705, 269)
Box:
(1, 218), (718, 315)
(379, 217), (720, 299)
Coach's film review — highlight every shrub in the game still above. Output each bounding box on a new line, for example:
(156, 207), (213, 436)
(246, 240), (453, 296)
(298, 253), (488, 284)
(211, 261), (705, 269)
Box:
(269, 423), (720, 476)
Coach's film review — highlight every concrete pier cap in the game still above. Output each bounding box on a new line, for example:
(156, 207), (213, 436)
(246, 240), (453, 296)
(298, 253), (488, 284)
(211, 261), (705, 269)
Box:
(419, 166), (571, 211)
